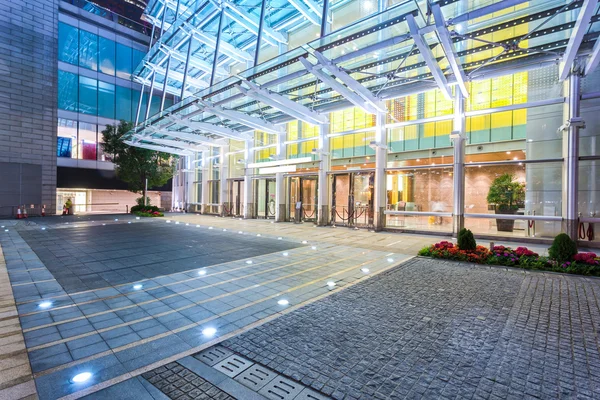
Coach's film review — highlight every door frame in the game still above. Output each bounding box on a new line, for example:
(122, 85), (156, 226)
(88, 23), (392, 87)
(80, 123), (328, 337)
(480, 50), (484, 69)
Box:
(331, 172), (374, 227)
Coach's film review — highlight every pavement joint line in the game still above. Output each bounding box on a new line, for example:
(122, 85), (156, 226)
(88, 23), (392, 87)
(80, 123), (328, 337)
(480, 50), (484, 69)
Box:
(39, 250), (403, 388)
(11, 278), (57, 287)
(27, 248), (383, 351)
(18, 243), (338, 317)
(21, 246), (352, 333)
(14, 231), (329, 306)
(55, 254), (415, 400)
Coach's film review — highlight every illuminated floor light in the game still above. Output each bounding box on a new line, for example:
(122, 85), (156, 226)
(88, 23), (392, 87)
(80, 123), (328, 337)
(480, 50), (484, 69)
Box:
(387, 258), (394, 263)
(223, 229), (227, 232)
(133, 284), (143, 290)
(128, 222), (132, 224)
(361, 268), (370, 273)
(246, 260), (253, 264)
(301, 241), (308, 244)
(71, 372), (92, 383)
(166, 220), (171, 223)
(136, 217), (140, 220)
(270, 221), (274, 224)
(311, 246), (317, 250)
(114, 219), (118, 221)
(38, 301), (52, 309)
(326, 281), (336, 288)
(186, 223), (189, 226)
(277, 299), (289, 306)
(175, 221), (180, 225)
(102, 224), (106, 226)
(4, 229), (8, 232)
(41, 227), (46, 230)
(238, 231), (243, 234)
(282, 252), (289, 256)
(198, 269), (207, 276)
(277, 237), (282, 240)
(256, 234), (261, 237)
(196, 225), (200, 228)
(208, 227), (213, 229)
(202, 327), (217, 337)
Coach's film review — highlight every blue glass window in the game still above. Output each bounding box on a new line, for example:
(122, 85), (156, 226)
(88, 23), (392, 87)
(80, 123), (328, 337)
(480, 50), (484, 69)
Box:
(116, 43), (132, 79)
(57, 118), (77, 158)
(58, 23), (79, 65)
(79, 30), (98, 71)
(116, 85), (132, 121)
(98, 81), (115, 119)
(78, 76), (98, 115)
(132, 49), (145, 73)
(99, 36), (116, 76)
(58, 71), (78, 112)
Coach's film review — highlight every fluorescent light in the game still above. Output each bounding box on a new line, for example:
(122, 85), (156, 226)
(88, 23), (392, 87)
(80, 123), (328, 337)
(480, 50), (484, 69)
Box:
(39, 301), (52, 309)
(71, 372), (92, 383)
(277, 299), (289, 306)
(202, 327), (217, 337)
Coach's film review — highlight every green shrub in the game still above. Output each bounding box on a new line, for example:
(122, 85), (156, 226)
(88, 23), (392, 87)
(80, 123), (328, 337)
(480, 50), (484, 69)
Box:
(131, 205), (160, 213)
(457, 228), (476, 251)
(548, 233), (577, 264)
(135, 196), (152, 207)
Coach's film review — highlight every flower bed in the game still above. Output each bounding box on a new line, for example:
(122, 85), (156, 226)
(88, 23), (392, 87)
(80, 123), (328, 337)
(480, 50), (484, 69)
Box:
(419, 242), (600, 276)
(133, 210), (164, 218)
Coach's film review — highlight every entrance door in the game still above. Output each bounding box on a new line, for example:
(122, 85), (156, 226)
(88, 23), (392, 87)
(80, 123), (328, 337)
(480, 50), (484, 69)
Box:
(332, 173), (374, 227)
(289, 177), (318, 222)
(256, 178), (276, 219)
(227, 180), (243, 216)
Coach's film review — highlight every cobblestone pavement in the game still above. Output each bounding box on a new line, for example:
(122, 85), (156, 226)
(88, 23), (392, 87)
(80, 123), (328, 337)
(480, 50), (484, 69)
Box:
(223, 258), (600, 400)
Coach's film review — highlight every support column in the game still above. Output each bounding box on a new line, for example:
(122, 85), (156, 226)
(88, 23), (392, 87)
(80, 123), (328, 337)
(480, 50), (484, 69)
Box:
(210, 11), (224, 86)
(220, 145), (229, 216)
(317, 123), (330, 226)
(243, 140), (254, 219)
(144, 71), (156, 119)
(200, 150), (209, 214)
(563, 72), (583, 241)
(160, 55), (171, 112)
(275, 130), (286, 222)
(452, 91), (466, 235)
(374, 112), (387, 231)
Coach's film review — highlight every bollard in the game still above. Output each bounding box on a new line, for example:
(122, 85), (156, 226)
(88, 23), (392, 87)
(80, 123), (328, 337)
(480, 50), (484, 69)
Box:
(489, 241), (494, 251)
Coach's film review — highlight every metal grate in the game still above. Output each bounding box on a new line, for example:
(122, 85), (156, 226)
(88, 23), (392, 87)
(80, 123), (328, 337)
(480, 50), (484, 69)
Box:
(194, 345), (233, 366)
(295, 388), (331, 400)
(214, 354), (254, 378)
(235, 364), (278, 391)
(258, 376), (304, 400)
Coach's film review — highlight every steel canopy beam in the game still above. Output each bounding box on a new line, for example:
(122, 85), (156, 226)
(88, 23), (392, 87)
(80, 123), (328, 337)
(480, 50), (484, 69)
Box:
(198, 100), (282, 134)
(585, 38), (600, 75)
(237, 80), (328, 125)
(559, 0), (597, 81)
(312, 51), (387, 113)
(222, 1), (287, 45)
(182, 22), (253, 63)
(146, 62), (209, 90)
(140, 137), (209, 151)
(159, 44), (228, 76)
(124, 140), (195, 156)
(406, 14), (452, 100)
(288, 0), (320, 26)
(168, 114), (254, 140)
(149, 128), (225, 146)
(431, 4), (469, 98)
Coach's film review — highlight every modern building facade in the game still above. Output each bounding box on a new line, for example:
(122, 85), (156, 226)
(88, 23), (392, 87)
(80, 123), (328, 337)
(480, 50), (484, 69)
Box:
(128, 0), (599, 245)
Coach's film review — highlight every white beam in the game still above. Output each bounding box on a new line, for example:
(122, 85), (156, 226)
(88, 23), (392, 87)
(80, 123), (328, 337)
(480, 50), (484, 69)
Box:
(312, 51), (387, 113)
(223, 1), (287, 44)
(299, 56), (379, 114)
(168, 114), (254, 140)
(159, 44), (228, 76)
(140, 137), (209, 151)
(147, 62), (209, 90)
(288, 0), (320, 26)
(559, 0), (596, 81)
(406, 14), (452, 100)
(585, 38), (600, 75)
(124, 140), (195, 156)
(431, 4), (469, 98)
(182, 22), (254, 63)
(149, 128), (224, 145)
(237, 80), (328, 125)
(198, 101), (282, 135)
(303, 0), (323, 17)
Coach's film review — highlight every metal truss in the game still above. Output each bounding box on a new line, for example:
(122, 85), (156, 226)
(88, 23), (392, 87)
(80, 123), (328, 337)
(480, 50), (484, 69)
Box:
(197, 100), (282, 134)
(236, 79), (328, 126)
(137, 136), (209, 152)
(559, 0), (597, 80)
(585, 38), (600, 75)
(406, 14), (452, 100)
(431, 4), (468, 98)
(217, 0), (287, 46)
(288, 0), (320, 26)
(182, 21), (253, 64)
(124, 140), (195, 156)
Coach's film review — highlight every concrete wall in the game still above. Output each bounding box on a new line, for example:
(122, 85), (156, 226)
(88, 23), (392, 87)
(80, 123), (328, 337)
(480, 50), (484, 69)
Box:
(0, 0), (59, 216)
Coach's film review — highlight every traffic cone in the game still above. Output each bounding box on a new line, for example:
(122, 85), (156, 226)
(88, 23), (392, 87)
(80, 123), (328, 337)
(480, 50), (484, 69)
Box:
(42, 205), (46, 217)
(16, 208), (21, 219)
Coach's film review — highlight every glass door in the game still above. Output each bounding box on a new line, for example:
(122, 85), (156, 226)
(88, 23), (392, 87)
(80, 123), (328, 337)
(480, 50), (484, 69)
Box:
(289, 177), (300, 221)
(255, 178), (276, 219)
(227, 180), (243, 216)
(267, 179), (276, 219)
(352, 173), (374, 227)
(301, 178), (318, 222)
(332, 174), (351, 226)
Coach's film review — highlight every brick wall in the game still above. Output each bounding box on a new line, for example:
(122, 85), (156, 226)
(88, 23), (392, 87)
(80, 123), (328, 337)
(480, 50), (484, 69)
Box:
(0, 0), (59, 216)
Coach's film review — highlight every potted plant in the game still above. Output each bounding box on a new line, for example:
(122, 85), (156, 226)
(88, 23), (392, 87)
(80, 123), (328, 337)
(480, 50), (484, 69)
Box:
(486, 173), (525, 232)
(65, 198), (73, 215)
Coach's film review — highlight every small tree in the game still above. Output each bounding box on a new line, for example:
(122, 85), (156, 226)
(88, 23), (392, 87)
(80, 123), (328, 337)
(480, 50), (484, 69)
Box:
(101, 120), (175, 206)
(486, 173), (525, 212)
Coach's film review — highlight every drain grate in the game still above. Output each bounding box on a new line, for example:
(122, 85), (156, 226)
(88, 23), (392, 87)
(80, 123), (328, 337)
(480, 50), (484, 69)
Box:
(235, 364), (277, 391)
(295, 388), (331, 400)
(258, 376), (304, 400)
(194, 345), (233, 366)
(214, 354), (254, 377)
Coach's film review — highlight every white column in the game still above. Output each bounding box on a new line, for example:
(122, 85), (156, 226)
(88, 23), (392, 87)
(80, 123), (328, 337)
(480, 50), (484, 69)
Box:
(243, 139), (254, 218)
(317, 123), (330, 226)
(200, 150), (209, 214)
(452, 91), (466, 235)
(220, 145), (229, 216)
(275, 130), (287, 222)
(374, 112), (387, 230)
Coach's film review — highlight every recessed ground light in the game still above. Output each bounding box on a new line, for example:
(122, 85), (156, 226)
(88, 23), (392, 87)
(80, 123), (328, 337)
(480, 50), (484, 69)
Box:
(223, 229), (227, 231)
(277, 299), (289, 306)
(128, 222), (132, 224)
(175, 221), (180, 225)
(186, 223), (189, 226)
(166, 220), (171, 223)
(4, 229), (8, 232)
(39, 301), (52, 309)
(246, 260), (253, 264)
(71, 372), (92, 383)
(208, 226), (213, 229)
(301, 240), (308, 244)
(114, 219), (118, 221)
(277, 237), (282, 240)
(202, 327), (217, 337)
(136, 217), (140, 220)
(102, 223), (106, 226)
(361, 268), (370, 273)
(326, 281), (336, 287)
(270, 221), (274, 224)
(198, 269), (207, 276)
(238, 231), (243, 234)
(282, 252), (289, 256)
(387, 258), (394, 263)
(256, 234), (261, 237)
(196, 225), (200, 227)
(0, 225), (4, 228)
(311, 246), (317, 250)
(41, 227), (46, 230)
(133, 284), (143, 290)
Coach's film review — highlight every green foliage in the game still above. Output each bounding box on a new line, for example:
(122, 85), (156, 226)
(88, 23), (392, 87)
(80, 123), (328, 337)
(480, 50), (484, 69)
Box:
(548, 233), (577, 264)
(65, 198), (72, 208)
(136, 196), (151, 207)
(133, 210), (164, 217)
(486, 173), (525, 211)
(457, 228), (476, 251)
(101, 120), (175, 200)
(130, 205), (160, 213)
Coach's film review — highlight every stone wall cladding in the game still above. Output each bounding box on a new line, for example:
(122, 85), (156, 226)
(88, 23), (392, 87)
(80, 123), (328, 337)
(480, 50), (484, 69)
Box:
(0, 0), (59, 215)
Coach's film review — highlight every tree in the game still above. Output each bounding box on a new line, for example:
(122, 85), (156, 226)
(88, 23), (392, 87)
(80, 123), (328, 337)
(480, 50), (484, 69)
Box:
(101, 120), (175, 206)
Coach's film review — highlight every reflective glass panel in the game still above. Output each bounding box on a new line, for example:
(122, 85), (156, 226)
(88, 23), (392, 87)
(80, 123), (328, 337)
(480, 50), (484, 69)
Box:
(99, 36), (116, 75)
(58, 22), (78, 65)
(79, 30), (98, 71)
(78, 76), (98, 115)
